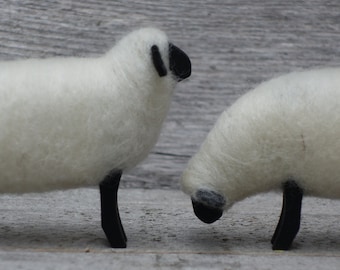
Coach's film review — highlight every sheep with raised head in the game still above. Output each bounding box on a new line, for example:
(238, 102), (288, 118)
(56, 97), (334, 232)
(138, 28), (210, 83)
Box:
(0, 27), (191, 248)
(181, 68), (340, 250)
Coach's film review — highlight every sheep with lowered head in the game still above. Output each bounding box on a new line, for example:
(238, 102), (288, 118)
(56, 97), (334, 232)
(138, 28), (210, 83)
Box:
(0, 27), (191, 248)
(181, 68), (340, 250)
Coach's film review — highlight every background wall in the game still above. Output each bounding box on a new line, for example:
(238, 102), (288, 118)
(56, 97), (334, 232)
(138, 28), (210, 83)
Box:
(1, 0), (340, 189)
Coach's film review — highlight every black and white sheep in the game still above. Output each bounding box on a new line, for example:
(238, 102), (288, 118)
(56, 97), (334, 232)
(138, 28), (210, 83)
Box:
(0, 27), (191, 248)
(181, 68), (340, 250)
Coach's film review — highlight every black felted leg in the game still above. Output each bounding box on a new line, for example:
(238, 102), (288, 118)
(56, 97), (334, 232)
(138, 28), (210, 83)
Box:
(99, 170), (127, 248)
(271, 180), (303, 250)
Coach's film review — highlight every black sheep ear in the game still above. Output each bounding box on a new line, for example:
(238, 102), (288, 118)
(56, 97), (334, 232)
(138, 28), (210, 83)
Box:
(151, 45), (167, 77)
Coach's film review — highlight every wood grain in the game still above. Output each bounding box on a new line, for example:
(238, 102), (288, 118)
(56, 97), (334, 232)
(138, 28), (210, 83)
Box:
(1, 0), (340, 189)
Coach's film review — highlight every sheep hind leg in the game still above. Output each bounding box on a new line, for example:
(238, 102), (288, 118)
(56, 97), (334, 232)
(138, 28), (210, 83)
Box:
(99, 170), (127, 248)
(271, 180), (303, 250)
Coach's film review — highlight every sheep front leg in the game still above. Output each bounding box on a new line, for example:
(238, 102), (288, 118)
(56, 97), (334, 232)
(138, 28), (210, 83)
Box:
(99, 170), (127, 248)
(271, 180), (303, 250)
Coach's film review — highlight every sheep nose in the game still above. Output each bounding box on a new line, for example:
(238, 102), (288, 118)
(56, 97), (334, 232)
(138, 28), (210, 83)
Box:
(169, 43), (191, 81)
(192, 199), (224, 224)
(191, 189), (225, 224)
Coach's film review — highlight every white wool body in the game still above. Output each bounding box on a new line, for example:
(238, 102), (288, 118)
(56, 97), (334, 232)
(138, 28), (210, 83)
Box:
(0, 28), (176, 193)
(182, 68), (340, 209)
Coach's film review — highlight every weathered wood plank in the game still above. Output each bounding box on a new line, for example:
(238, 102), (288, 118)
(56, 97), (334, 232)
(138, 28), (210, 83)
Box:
(1, 0), (340, 189)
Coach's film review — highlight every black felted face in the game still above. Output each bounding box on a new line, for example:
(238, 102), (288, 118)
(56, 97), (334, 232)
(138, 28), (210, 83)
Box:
(191, 189), (225, 224)
(169, 43), (191, 81)
(151, 43), (191, 81)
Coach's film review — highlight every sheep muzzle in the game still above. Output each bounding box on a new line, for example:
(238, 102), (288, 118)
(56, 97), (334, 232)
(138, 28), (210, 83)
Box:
(191, 189), (225, 224)
(169, 43), (191, 81)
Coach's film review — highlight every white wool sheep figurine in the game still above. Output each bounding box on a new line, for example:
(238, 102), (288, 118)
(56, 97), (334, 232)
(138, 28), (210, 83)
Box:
(0, 27), (191, 248)
(181, 68), (340, 250)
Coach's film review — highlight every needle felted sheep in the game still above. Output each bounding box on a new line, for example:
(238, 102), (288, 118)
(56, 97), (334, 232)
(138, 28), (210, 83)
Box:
(181, 68), (340, 250)
(0, 27), (191, 248)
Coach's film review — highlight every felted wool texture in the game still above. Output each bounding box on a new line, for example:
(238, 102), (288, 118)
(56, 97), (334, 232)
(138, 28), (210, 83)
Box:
(181, 68), (340, 209)
(0, 28), (177, 193)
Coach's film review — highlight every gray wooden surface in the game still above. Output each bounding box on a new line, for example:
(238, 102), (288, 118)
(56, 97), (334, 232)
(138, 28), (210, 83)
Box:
(0, 189), (339, 269)
(1, 0), (340, 189)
